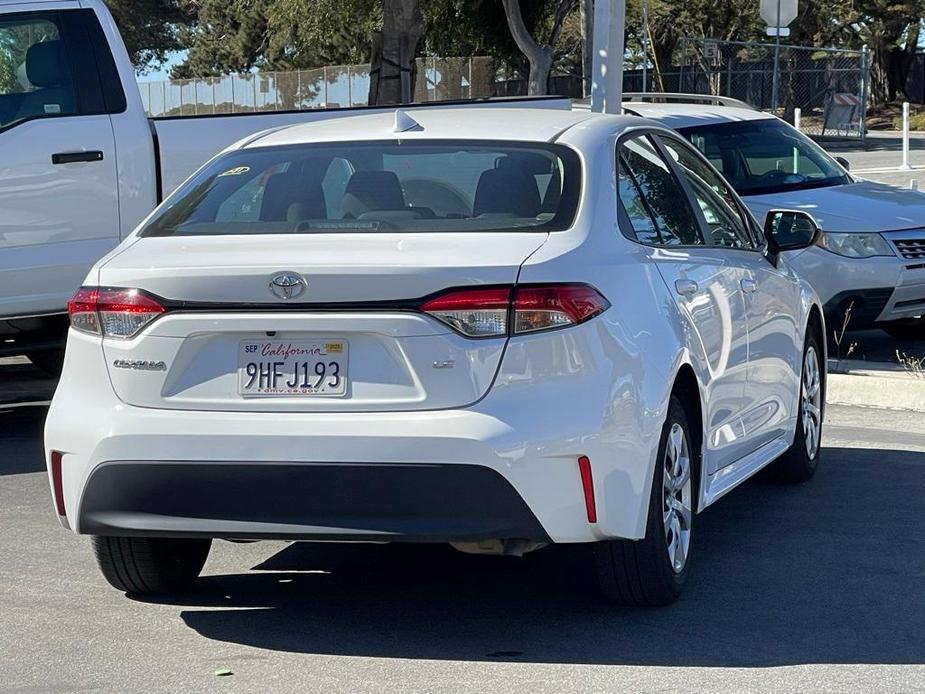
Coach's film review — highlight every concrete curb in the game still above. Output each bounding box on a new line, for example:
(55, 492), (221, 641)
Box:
(827, 360), (925, 412)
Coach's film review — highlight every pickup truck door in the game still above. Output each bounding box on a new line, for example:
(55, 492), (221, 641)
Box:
(0, 7), (120, 319)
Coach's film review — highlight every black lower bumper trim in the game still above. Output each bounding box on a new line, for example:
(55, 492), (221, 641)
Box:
(822, 288), (893, 328)
(79, 461), (551, 543)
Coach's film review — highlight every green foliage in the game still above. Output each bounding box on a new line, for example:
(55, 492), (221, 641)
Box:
(174, 0), (378, 77)
(0, 17), (58, 93)
(104, 0), (190, 72)
(112, 0), (924, 104)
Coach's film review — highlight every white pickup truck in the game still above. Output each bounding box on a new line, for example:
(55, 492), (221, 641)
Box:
(0, 0), (567, 370)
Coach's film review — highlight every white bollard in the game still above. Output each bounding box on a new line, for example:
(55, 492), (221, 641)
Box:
(793, 107), (801, 131)
(900, 101), (912, 171)
(911, 179), (919, 191)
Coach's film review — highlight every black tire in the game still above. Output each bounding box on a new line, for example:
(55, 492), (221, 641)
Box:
(26, 349), (64, 376)
(882, 318), (924, 341)
(91, 536), (211, 594)
(767, 329), (824, 483)
(594, 395), (696, 606)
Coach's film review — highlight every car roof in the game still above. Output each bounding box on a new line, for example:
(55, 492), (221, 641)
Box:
(622, 103), (777, 130)
(246, 107), (611, 148)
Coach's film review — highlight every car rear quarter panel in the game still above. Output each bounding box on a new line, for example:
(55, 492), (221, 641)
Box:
(513, 130), (705, 539)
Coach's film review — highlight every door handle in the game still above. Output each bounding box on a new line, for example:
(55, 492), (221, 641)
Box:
(51, 151), (104, 165)
(675, 279), (699, 297)
(740, 278), (758, 294)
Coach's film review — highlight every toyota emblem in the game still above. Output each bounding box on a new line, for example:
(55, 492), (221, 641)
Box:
(269, 272), (307, 300)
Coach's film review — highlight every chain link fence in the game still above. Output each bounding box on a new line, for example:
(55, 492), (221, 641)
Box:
(139, 57), (506, 117)
(676, 38), (871, 140)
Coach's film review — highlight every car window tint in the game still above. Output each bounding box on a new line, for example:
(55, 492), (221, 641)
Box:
(0, 15), (77, 129)
(661, 137), (754, 249)
(141, 141), (582, 237)
(617, 154), (661, 244)
(620, 136), (702, 246)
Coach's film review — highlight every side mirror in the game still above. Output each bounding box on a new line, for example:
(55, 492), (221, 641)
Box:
(764, 209), (821, 266)
(834, 156), (850, 171)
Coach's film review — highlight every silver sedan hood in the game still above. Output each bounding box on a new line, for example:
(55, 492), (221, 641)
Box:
(744, 180), (925, 233)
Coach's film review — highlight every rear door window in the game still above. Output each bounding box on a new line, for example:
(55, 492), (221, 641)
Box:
(659, 136), (756, 250)
(617, 135), (704, 246)
(141, 140), (582, 236)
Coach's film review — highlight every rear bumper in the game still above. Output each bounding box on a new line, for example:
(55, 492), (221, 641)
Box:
(79, 461), (550, 543)
(46, 324), (661, 544)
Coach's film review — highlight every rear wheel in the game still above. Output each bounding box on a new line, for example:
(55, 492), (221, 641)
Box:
(91, 536), (211, 594)
(594, 395), (695, 606)
(768, 330), (824, 482)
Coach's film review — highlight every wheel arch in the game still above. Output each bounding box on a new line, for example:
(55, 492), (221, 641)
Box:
(671, 364), (705, 513)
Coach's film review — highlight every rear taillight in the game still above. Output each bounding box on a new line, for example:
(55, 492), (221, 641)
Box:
(67, 287), (166, 339)
(420, 287), (512, 338)
(421, 284), (609, 338)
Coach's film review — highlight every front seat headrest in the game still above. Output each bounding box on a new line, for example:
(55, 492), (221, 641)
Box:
(260, 172), (326, 222)
(341, 170), (406, 217)
(26, 41), (67, 88)
(473, 168), (541, 218)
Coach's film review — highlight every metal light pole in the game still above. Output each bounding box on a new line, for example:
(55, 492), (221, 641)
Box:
(590, 0), (626, 114)
(770, 0), (781, 111)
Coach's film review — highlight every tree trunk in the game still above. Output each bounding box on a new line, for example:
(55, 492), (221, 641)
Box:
(368, 0), (424, 105)
(501, 0), (553, 95)
(580, 0), (593, 97)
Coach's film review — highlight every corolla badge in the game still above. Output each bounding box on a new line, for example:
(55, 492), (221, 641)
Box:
(113, 359), (167, 371)
(269, 272), (307, 300)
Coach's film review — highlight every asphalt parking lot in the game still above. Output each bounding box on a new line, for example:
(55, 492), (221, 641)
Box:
(2, 361), (925, 692)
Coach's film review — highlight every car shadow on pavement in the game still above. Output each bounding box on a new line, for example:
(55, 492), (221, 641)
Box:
(130, 445), (925, 668)
(0, 408), (47, 475)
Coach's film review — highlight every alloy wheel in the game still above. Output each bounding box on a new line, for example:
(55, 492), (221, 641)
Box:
(802, 346), (822, 459)
(663, 422), (693, 574)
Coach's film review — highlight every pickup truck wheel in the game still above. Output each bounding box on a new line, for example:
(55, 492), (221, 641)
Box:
(26, 349), (64, 376)
(91, 536), (211, 594)
(768, 332), (824, 483)
(882, 317), (924, 341)
(594, 395), (694, 606)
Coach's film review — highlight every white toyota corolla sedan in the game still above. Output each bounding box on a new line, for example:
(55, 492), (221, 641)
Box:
(45, 107), (826, 606)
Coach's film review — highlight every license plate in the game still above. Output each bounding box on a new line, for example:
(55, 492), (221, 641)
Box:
(238, 340), (348, 397)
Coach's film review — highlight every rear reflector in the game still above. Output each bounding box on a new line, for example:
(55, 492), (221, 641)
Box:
(422, 284), (609, 338)
(68, 287), (166, 339)
(578, 456), (597, 523)
(50, 451), (66, 517)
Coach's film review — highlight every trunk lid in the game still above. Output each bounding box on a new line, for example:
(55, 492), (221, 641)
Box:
(98, 232), (547, 412)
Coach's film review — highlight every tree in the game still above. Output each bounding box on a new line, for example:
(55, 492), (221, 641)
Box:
(104, 0), (191, 72)
(501, 0), (577, 95)
(368, 0), (424, 104)
(173, 0), (377, 78)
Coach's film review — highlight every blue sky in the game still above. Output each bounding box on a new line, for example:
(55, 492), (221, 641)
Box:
(136, 50), (187, 81)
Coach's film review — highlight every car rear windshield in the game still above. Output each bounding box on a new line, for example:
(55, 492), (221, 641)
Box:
(141, 140), (581, 237)
(678, 119), (850, 196)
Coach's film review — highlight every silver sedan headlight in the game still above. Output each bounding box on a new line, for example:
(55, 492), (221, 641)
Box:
(817, 232), (894, 258)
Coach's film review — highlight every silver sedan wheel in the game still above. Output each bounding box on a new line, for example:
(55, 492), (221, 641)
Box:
(663, 422), (693, 574)
(802, 346), (822, 459)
